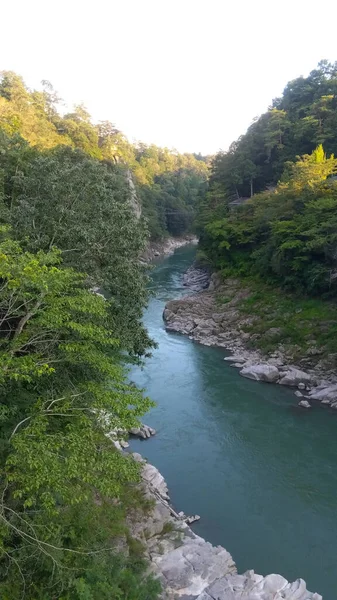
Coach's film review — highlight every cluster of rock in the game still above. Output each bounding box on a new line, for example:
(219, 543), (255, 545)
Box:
(229, 361), (320, 409)
(129, 423), (156, 439)
(142, 235), (198, 262)
(108, 422), (156, 450)
(163, 270), (337, 412)
(131, 452), (322, 599)
(237, 362), (337, 409)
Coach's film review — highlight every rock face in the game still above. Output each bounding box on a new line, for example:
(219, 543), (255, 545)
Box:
(240, 364), (280, 383)
(133, 455), (322, 600)
(142, 460), (170, 501)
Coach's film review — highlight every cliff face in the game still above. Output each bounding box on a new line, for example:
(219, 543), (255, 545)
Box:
(127, 169), (142, 220)
(131, 452), (322, 600)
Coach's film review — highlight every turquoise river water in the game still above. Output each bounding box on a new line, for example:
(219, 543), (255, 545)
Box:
(129, 245), (337, 599)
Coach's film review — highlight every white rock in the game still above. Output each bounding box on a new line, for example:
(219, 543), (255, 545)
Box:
(279, 369), (311, 387)
(240, 364), (280, 383)
(186, 515), (201, 524)
(298, 400), (311, 409)
(309, 384), (337, 404)
(294, 390), (303, 398)
(151, 538), (235, 596)
(224, 355), (246, 363)
(298, 382), (306, 390)
(263, 573), (288, 593)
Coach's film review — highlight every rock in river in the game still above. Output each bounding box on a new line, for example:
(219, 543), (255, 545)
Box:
(298, 400), (311, 409)
(240, 364), (280, 383)
(308, 384), (337, 405)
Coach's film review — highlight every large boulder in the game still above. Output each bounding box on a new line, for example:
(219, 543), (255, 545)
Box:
(151, 533), (236, 597)
(240, 364), (280, 383)
(278, 369), (311, 387)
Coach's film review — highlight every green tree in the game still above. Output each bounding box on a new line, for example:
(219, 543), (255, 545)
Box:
(0, 233), (158, 598)
(1, 144), (152, 357)
(199, 146), (337, 295)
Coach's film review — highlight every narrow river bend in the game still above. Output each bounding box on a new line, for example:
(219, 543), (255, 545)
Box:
(129, 245), (337, 600)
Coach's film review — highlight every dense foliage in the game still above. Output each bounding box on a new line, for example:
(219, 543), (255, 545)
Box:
(0, 233), (160, 598)
(0, 71), (208, 240)
(0, 136), (151, 356)
(0, 72), (166, 598)
(198, 61), (337, 299)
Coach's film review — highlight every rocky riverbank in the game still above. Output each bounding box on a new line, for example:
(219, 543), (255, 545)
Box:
(130, 449), (322, 599)
(142, 235), (198, 262)
(163, 268), (337, 410)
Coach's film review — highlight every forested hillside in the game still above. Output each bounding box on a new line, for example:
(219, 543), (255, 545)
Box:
(207, 60), (337, 200)
(0, 71), (208, 240)
(0, 72), (166, 598)
(198, 61), (337, 299)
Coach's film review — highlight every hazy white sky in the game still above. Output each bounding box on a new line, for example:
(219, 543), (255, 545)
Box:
(1, 0), (337, 154)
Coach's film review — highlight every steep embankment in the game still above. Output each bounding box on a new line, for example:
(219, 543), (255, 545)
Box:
(163, 268), (337, 409)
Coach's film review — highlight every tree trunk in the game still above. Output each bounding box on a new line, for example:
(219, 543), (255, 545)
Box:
(250, 178), (254, 198)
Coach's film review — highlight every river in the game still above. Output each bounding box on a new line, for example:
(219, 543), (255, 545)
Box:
(129, 245), (337, 599)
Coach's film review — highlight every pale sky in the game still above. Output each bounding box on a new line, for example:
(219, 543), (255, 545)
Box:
(1, 0), (337, 154)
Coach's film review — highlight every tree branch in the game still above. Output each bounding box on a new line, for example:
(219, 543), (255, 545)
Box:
(12, 294), (46, 343)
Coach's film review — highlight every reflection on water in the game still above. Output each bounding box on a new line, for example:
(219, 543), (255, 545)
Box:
(129, 245), (337, 600)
